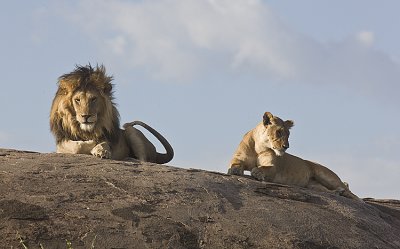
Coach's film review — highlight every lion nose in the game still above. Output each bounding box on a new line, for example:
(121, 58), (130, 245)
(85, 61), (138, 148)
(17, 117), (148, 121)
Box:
(283, 144), (289, 150)
(81, 114), (91, 122)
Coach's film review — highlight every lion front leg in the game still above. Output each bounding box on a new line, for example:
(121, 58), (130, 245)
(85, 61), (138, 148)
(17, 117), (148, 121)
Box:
(91, 142), (112, 159)
(57, 140), (97, 154)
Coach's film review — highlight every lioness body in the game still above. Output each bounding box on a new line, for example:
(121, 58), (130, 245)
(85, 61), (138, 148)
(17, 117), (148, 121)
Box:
(229, 112), (359, 200)
(50, 64), (174, 163)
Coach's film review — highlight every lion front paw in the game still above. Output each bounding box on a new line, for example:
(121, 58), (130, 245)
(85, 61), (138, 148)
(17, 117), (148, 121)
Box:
(251, 167), (265, 181)
(228, 167), (244, 176)
(91, 142), (112, 159)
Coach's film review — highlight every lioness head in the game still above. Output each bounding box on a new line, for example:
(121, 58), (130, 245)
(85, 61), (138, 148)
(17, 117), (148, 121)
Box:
(263, 112), (294, 156)
(50, 64), (120, 142)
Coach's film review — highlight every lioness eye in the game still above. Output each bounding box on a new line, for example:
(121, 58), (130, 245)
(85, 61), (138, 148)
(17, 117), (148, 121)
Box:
(74, 98), (80, 104)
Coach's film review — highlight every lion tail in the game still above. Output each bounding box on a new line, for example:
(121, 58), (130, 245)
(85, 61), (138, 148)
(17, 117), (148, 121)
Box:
(123, 121), (174, 164)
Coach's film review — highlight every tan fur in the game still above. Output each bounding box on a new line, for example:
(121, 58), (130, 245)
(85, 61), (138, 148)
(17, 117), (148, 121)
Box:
(50, 64), (174, 163)
(228, 112), (360, 200)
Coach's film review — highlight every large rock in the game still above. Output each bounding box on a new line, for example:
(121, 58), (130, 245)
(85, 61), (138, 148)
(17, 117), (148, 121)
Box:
(0, 148), (399, 248)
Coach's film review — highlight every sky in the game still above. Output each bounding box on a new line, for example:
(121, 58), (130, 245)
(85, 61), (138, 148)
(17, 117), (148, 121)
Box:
(1, 0), (399, 199)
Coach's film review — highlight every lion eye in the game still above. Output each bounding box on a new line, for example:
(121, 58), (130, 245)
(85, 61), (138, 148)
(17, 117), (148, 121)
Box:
(74, 98), (80, 104)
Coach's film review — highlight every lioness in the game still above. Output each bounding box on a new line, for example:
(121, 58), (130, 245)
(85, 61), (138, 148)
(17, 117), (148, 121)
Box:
(50, 64), (174, 163)
(228, 112), (360, 200)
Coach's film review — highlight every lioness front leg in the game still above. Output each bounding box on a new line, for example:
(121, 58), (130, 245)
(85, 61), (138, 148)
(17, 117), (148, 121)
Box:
(91, 142), (112, 159)
(251, 152), (277, 181)
(228, 156), (249, 175)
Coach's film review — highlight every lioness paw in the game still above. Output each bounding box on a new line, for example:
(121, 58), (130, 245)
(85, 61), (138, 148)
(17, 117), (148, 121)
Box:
(251, 167), (265, 181)
(91, 143), (112, 159)
(228, 167), (244, 176)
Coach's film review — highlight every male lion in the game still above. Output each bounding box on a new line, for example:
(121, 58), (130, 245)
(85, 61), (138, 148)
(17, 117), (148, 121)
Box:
(228, 112), (360, 200)
(50, 64), (174, 163)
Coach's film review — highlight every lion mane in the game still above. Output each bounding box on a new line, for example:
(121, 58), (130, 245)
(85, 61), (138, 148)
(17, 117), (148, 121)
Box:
(50, 65), (119, 144)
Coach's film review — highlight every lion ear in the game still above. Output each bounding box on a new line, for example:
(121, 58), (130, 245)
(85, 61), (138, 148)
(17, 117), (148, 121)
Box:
(58, 79), (78, 93)
(263, 112), (273, 126)
(284, 120), (294, 129)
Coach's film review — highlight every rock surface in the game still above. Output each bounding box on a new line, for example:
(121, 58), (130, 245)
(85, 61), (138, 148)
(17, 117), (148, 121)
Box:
(0, 148), (399, 248)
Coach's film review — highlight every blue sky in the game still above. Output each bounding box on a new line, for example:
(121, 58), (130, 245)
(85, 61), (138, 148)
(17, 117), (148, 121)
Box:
(1, 0), (399, 199)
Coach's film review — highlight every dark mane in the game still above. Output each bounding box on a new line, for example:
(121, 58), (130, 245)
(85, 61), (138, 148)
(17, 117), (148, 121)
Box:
(58, 64), (114, 96)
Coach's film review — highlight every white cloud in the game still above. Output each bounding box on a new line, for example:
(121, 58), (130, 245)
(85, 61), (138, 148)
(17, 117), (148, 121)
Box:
(55, 0), (303, 80)
(56, 0), (400, 98)
(356, 31), (375, 47)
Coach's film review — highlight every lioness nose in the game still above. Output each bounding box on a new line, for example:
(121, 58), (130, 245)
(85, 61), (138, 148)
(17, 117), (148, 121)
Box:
(283, 144), (289, 150)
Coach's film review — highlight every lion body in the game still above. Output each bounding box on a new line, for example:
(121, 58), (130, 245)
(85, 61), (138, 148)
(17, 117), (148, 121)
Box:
(50, 65), (173, 163)
(229, 112), (360, 200)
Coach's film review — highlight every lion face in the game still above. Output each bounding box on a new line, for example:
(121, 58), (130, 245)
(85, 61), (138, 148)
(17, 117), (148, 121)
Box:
(263, 112), (294, 156)
(71, 89), (101, 132)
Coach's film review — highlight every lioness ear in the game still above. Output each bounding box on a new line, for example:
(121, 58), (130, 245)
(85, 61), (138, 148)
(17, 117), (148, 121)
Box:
(284, 120), (294, 129)
(263, 112), (273, 126)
